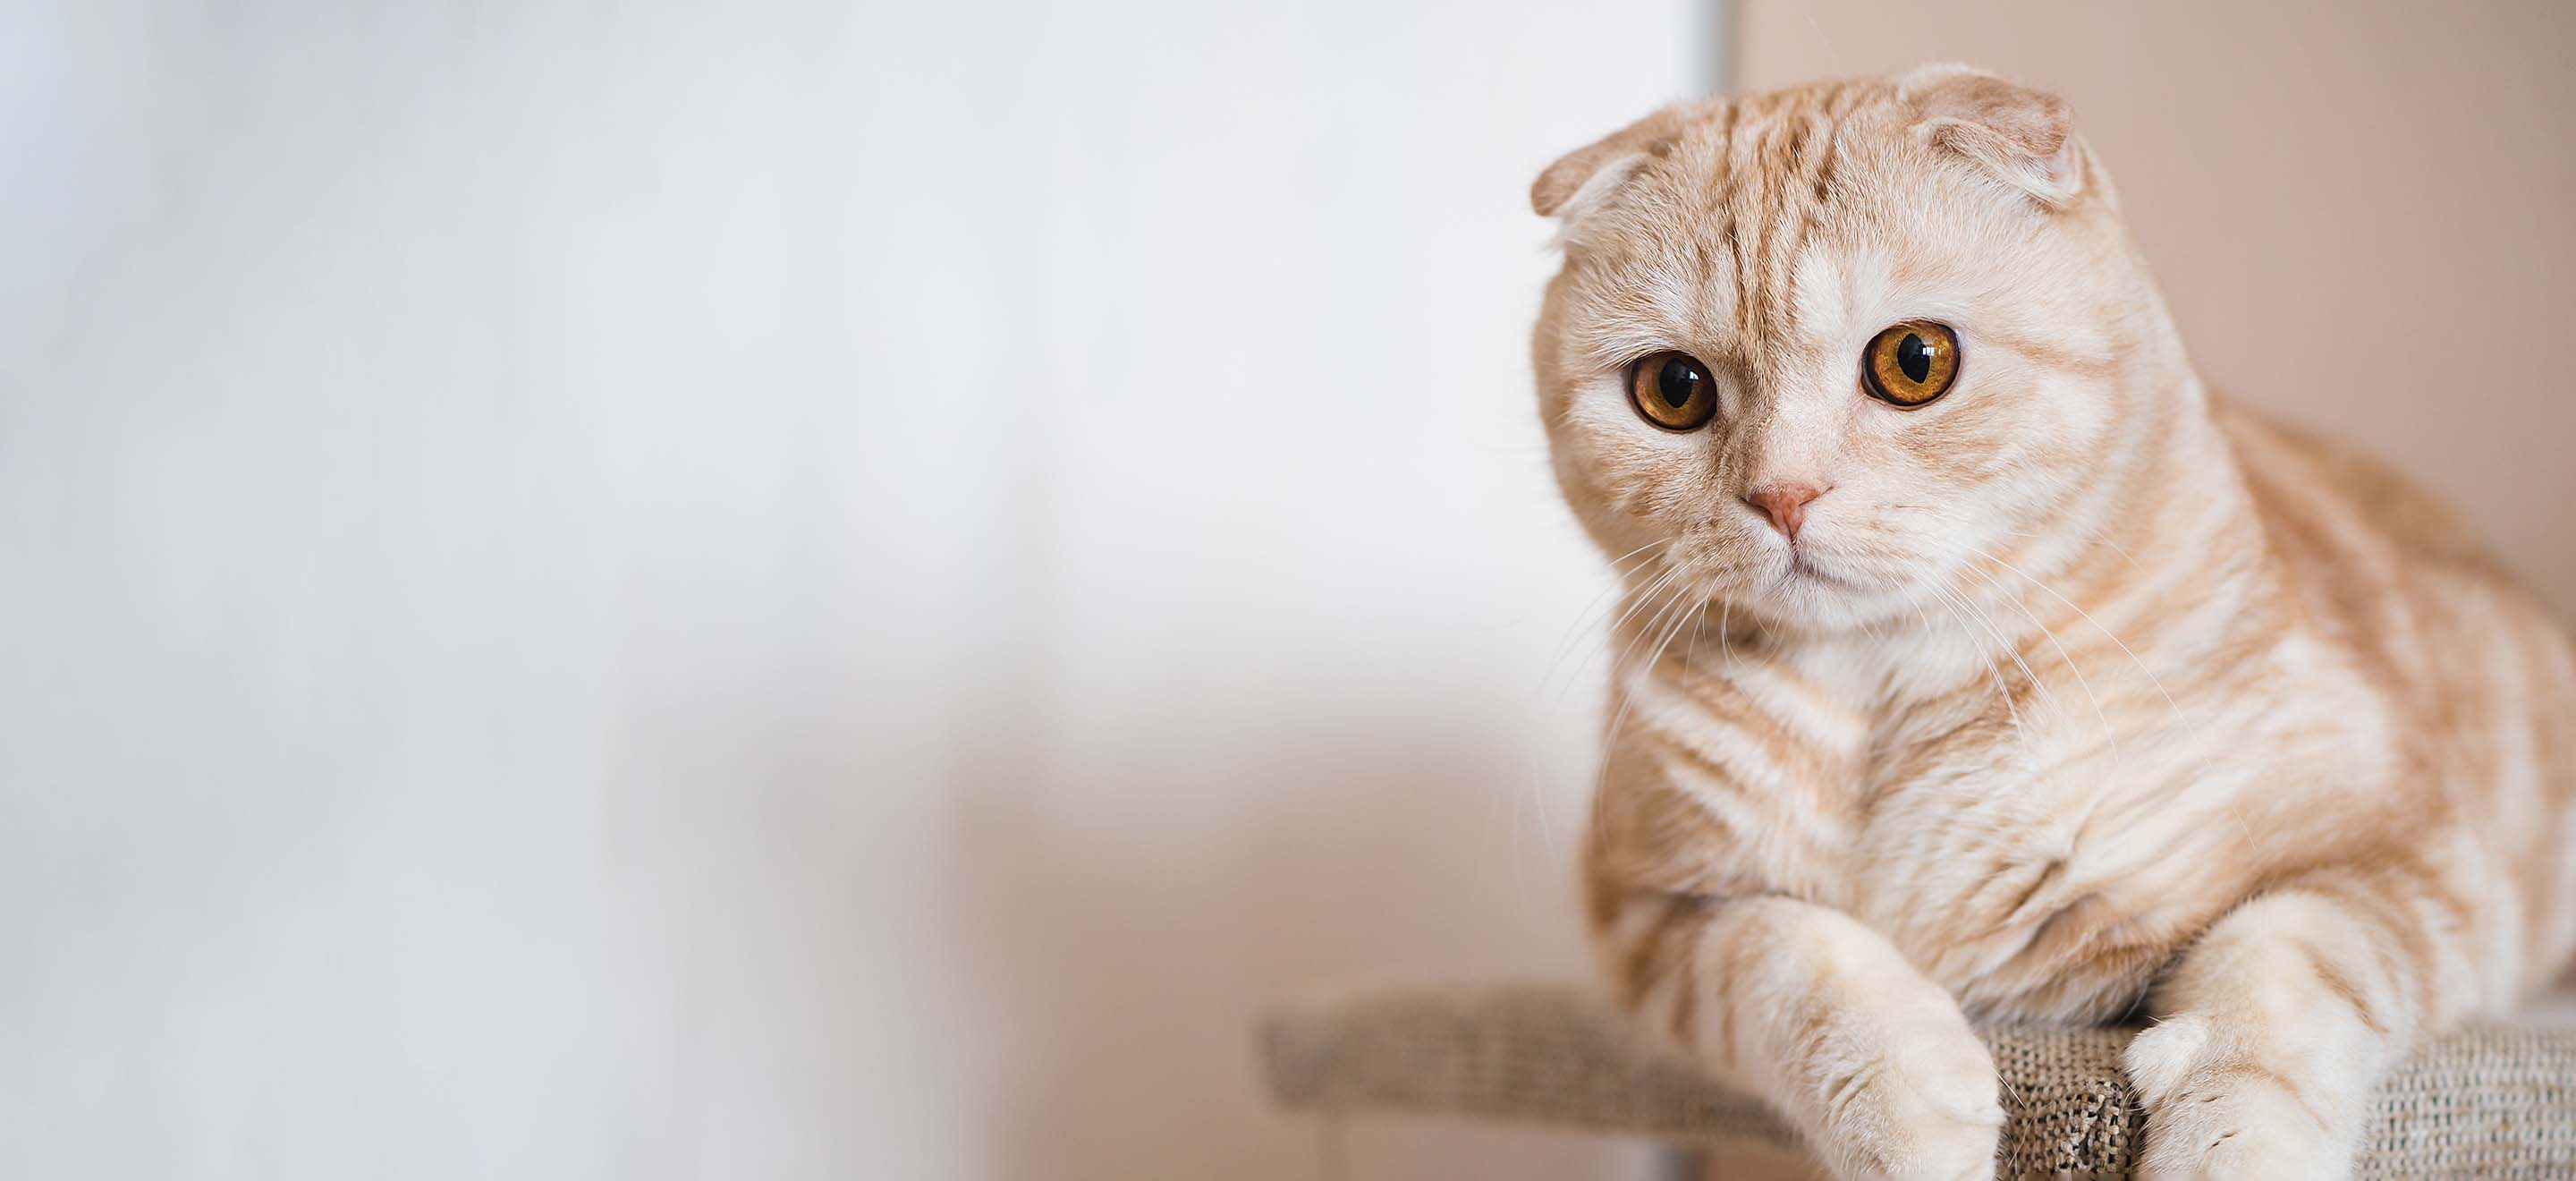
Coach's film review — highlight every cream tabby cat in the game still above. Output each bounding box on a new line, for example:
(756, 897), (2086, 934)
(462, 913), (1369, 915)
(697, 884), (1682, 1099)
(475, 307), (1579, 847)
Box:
(1534, 65), (2576, 1178)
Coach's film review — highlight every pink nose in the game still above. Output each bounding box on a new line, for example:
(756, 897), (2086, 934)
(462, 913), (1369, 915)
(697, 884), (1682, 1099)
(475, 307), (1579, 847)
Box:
(1746, 483), (1825, 540)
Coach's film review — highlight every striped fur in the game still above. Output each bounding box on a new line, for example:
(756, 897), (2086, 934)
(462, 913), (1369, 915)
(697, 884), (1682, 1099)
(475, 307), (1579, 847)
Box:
(1533, 65), (2576, 1178)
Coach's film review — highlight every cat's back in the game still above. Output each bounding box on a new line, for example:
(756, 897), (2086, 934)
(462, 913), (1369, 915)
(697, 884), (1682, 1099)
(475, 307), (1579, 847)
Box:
(2215, 398), (2496, 580)
(2215, 394), (2571, 692)
(2213, 397), (2565, 664)
(2217, 397), (2576, 988)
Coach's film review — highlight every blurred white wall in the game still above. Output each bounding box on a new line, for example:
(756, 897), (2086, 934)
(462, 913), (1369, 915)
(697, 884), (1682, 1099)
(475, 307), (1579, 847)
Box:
(2, 3), (1709, 1177)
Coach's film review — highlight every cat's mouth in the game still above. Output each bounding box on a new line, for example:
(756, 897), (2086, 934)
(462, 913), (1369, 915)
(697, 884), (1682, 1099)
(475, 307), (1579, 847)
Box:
(1783, 550), (1868, 592)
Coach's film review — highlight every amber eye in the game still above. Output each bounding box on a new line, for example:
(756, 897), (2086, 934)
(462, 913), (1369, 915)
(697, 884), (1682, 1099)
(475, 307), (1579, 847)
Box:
(1862, 321), (1962, 407)
(1628, 352), (1718, 431)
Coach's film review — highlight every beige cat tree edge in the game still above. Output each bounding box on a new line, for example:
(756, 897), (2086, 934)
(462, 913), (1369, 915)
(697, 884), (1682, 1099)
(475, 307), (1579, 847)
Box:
(1258, 983), (2576, 1177)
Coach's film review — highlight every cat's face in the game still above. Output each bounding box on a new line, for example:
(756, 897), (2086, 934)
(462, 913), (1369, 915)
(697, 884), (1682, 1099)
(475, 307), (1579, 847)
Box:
(1534, 68), (2176, 635)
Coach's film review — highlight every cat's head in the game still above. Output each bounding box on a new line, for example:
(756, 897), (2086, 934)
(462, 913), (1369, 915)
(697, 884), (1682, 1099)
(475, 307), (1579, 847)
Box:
(1533, 65), (2185, 636)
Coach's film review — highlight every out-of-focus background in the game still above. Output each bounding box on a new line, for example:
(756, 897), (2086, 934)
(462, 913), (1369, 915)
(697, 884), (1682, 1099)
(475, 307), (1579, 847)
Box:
(4, 3), (2569, 1179)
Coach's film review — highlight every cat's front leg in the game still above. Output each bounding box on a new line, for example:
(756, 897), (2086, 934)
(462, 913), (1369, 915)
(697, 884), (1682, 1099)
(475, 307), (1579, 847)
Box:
(1601, 891), (2002, 1180)
(2123, 884), (2441, 1177)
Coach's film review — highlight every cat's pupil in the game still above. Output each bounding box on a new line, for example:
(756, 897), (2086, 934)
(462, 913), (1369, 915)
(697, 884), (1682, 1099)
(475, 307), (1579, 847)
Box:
(1896, 334), (1932, 384)
(1657, 359), (1702, 409)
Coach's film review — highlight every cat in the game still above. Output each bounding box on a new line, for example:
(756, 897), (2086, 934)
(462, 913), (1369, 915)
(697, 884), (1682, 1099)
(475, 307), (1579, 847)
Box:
(1531, 64), (2576, 1178)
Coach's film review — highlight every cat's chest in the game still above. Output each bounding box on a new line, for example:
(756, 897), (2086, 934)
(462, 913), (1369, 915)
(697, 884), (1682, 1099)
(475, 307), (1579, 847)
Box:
(1825, 709), (2246, 1023)
(1733, 633), (2190, 1020)
(1710, 604), (2388, 1022)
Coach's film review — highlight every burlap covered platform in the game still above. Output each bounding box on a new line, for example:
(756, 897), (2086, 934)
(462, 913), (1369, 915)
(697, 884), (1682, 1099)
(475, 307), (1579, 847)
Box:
(1258, 983), (2576, 1177)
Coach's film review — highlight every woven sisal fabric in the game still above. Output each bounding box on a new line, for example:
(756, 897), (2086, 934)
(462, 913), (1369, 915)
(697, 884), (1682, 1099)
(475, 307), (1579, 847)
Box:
(1258, 983), (2576, 1177)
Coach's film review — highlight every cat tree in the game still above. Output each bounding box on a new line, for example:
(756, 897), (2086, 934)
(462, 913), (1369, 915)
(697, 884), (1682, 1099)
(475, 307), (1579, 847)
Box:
(1260, 983), (2576, 1177)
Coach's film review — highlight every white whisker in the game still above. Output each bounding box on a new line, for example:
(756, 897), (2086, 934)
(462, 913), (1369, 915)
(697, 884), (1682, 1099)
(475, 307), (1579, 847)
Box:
(1969, 545), (2263, 855)
(1962, 557), (2120, 760)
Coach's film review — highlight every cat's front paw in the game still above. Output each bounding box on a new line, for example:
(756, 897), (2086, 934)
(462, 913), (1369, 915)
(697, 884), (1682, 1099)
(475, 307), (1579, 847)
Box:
(2123, 1016), (2356, 1177)
(1808, 1011), (2003, 1180)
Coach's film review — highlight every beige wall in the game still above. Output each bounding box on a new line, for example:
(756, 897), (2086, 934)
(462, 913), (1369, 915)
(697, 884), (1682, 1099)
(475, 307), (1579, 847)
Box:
(1734, 1), (2576, 615)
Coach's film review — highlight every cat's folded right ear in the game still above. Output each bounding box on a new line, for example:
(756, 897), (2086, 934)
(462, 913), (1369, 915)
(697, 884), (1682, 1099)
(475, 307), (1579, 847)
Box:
(1898, 63), (2094, 209)
(1530, 104), (1695, 220)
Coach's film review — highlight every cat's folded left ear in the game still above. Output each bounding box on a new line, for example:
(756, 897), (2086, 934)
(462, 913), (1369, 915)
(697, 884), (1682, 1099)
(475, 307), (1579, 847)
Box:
(1530, 105), (1694, 221)
(1899, 63), (2093, 209)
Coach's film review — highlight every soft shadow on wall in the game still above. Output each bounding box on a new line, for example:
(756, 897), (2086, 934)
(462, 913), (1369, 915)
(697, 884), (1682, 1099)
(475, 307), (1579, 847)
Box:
(908, 6), (1720, 1177)
(686, 1), (1733, 1179)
